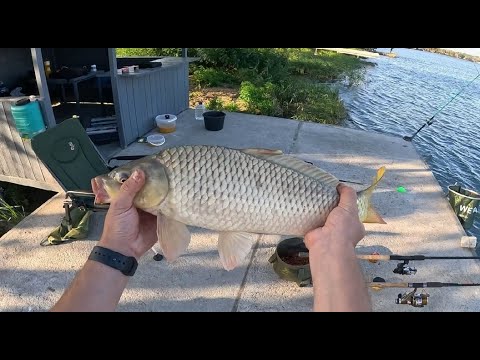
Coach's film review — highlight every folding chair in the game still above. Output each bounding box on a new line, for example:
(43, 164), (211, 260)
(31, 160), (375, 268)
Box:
(31, 117), (163, 260)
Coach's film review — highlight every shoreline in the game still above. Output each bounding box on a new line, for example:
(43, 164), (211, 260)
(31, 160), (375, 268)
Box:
(411, 48), (480, 63)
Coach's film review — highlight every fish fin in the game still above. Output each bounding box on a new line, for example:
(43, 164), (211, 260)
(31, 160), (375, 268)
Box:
(364, 205), (386, 224)
(244, 150), (339, 187)
(156, 214), (191, 262)
(241, 148), (283, 156)
(365, 166), (386, 195)
(217, 232), (256, 271)
(358, 167), (387, 224)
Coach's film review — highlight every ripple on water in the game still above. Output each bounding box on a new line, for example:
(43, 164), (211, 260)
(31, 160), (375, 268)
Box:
(341, 48), (480, 241)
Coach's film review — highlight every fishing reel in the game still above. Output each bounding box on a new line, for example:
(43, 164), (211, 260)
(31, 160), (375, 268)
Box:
(393, 260), (417, 276)
(396, 288), (429, 308)
(371, 277), (429, 308)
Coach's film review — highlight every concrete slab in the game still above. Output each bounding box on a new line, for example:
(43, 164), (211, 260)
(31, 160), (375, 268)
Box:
(0, 193), (257, 312)
(239, 121), (480, 312)
(1, 110), (478, 312)
(111, 110), (300, 159)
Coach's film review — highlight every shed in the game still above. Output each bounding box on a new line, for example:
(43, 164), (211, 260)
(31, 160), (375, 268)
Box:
(0, 48), (192, 191)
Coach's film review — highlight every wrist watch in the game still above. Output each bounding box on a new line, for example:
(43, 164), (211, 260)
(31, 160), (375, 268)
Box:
(88, 246), (138, 276)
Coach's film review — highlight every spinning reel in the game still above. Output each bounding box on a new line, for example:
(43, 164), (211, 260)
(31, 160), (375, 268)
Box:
(393, 260), (417, 276)
(395, 289), (429, 308)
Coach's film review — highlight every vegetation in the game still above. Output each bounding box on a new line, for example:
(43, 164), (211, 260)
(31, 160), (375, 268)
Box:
(0, 182), (55, 237)
(116, 48), (185, 57)
(116, 48), (367, 124)
(0, 197), (25, 232)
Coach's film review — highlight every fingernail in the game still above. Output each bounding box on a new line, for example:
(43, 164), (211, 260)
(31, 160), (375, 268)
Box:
(132, 170), (141, 181)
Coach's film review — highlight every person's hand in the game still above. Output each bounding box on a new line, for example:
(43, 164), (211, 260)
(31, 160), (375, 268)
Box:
(304, 183), (365, 253)
(95, 169), (158, 260)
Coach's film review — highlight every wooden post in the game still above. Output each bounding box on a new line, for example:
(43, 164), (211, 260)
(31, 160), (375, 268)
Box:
(30, 48), (56, 128)
(181, 48), (188, 57)
(108, 48), (127, 149)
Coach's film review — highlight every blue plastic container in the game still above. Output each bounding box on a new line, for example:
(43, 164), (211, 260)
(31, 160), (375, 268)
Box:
(10, 99), (46, 139)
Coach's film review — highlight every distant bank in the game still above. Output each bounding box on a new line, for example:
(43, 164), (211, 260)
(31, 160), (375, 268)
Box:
(411, 48), (480, 63)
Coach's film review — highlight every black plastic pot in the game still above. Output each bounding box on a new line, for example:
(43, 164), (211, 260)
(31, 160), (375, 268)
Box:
(203, 111), (225, 131)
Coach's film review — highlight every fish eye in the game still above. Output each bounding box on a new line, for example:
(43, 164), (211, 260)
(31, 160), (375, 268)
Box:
(116, 172), (130, 184)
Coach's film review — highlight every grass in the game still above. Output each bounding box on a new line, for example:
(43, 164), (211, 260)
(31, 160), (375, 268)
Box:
(117, 48), (367, 124)
(0, 182), (56, 237)
(0, 197), (25, 236)
(0, 197), (24, 224)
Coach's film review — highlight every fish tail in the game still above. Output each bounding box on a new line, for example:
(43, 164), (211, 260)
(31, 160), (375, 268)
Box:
(357, 166), (386, 224)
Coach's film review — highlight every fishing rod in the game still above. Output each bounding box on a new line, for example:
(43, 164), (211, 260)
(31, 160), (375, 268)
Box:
(403, 68), (480, 142)
(357, 253), (480, 275)
(368, 277), (480, 308)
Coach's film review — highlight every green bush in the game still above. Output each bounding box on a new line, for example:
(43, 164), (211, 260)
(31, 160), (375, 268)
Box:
(192, 67), (238, 87)
(275, 79), (347, 123)
(206, 96), (224, 111)
(234, 68), (264, 86)
(116, 48), (197, 57)
(224, 102), (241, 112)
(286, 48), (365, 85)
(118, 48), (366, 124)
(196, 48), (288, 82)
(239, 81), (282, 117)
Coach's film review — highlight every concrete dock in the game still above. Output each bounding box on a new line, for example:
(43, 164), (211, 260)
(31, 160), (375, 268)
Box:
(315, 48), (380, 59)
(1, 109), (479, 312)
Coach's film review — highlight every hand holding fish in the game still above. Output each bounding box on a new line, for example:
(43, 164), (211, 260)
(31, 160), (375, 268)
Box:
(304, 183), (366, 252)
(50, 170), (158, 312)
(93, 169), (158, 260)
(305, 184), (372, 312)
(52, 146), (381, 312)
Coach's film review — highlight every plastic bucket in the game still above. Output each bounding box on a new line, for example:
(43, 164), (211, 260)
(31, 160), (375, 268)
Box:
(448, 185), (480, 230)
(10, 98), (46, 139)
(203, 111), (225, 131)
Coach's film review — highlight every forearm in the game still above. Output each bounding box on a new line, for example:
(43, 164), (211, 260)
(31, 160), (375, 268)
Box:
(309, 242), (372, 312)
(51, 260), (129, 312)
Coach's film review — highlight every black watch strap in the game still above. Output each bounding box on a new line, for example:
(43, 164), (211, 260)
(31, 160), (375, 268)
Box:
(88, 246), (138, 276)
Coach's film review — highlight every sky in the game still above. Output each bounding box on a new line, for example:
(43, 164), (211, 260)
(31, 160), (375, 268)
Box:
(442, 48), (480, 56)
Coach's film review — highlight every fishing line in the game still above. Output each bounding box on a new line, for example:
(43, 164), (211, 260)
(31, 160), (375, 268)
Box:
(403, 64), (480, 142)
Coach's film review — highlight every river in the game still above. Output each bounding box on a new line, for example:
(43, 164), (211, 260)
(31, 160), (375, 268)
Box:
(339, 48), (480, 242)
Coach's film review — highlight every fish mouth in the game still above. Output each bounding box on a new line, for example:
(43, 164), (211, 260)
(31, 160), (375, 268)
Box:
(91, 176), (112, 204)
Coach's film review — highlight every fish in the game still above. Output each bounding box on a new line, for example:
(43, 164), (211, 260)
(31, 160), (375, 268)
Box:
(92, 145), (386, 271)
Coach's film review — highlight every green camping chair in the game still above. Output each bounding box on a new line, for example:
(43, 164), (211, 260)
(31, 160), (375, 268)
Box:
(31, 118), (163, 259)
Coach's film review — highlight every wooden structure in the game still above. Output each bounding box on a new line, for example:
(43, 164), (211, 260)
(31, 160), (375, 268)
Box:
(315, 48), (380, 59)
(0, 96), (61, 191)
(0, 48), (192, 191)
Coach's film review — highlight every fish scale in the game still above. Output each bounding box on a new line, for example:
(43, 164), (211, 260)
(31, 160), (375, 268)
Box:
(155, 145), (338, 236)
(95, 145), (385, 270)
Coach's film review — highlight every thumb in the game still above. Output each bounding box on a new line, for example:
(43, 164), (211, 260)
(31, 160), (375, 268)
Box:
(336, 183), (359, 214)
(112, 169), (145, 210)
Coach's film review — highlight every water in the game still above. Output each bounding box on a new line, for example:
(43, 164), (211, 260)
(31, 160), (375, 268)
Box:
(339, 48), (480, 240)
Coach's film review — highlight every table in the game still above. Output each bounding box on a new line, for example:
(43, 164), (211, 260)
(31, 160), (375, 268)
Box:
(47, 71), (108, 112)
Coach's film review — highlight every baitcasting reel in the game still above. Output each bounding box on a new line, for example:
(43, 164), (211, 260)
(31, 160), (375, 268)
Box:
(393, 261), (417, 276)
(396, 289), (429, 308)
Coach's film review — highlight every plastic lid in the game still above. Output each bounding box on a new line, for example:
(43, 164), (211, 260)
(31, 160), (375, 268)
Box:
(155, 114), (177, 123)
(147, 134), (166, 146)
